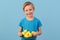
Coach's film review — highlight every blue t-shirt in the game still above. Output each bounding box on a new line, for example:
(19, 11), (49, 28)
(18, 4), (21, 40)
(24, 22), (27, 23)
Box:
(19, 17), (42, 32)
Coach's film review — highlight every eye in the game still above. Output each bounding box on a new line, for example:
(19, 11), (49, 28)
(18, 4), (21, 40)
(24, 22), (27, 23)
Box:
(29, 9), (32, 11)
(25, 10), (28, 12)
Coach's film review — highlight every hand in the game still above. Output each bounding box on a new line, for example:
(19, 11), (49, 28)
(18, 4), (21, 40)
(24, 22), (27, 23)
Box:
(33, 32), (38, 37)
(18, 32), (22, 37)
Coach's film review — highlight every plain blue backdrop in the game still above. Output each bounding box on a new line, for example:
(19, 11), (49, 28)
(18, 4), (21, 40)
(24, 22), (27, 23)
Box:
(0, 0), (60, 40)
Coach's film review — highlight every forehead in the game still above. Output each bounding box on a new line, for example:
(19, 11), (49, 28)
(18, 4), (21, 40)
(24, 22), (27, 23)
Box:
(24, 5), (33, 9)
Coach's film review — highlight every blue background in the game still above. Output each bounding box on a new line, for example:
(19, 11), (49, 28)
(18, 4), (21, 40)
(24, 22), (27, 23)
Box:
(0, 0), (60, 40)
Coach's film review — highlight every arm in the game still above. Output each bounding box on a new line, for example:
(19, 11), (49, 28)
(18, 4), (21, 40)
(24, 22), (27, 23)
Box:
(37, 27), (42, 35)
(33, 19), (42, 36)
(33, 27), (42, 37)
(18, 27), (22, 32)
(18, 27), (22, 37)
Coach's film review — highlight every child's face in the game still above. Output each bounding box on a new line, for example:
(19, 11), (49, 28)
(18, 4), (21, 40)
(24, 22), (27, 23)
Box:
(24, 5), (34, 17)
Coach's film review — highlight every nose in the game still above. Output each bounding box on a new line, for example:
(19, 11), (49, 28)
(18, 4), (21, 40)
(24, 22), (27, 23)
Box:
(28, 10), (31, 13)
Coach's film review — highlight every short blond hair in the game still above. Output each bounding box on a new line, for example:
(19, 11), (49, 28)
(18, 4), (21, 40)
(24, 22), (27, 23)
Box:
(23, 1), (35, 11)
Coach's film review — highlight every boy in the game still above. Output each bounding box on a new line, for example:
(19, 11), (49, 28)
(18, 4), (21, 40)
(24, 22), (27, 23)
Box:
(18, 1), (42, 40)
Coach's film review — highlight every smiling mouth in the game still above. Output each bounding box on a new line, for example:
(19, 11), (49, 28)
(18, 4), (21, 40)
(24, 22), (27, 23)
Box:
(28, 13), (32, 15)
(27, 14), (32, 15)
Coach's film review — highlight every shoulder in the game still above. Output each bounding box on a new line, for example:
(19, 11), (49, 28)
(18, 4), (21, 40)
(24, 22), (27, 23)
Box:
(34, 17), (42, 26)
(34, 17), (40, 21)
(20, 18), (25, 22)
(34, 17), (42, 24)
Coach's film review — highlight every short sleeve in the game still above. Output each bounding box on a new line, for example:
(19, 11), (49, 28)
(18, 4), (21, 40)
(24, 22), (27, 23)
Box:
(37, 20), (42, 28)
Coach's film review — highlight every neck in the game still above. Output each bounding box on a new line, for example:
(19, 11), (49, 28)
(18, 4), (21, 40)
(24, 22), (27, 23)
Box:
(26, 16), (34, 20)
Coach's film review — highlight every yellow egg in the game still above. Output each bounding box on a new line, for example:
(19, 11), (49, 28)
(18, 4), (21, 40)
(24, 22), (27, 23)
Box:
(23, 30), (34, 38)
(29, 33), (32, 37)
(26, 31), (30, 36)
(24, 31), (29, 38)
(27, 31), (30, 34)
(22, 32), (25, 35)
(22, 30), (28, 35)
(26, 31), (32, 37)
(24, 30), (28, 33)
(24, 34), (29, 38)
(31, 31), (34, 35)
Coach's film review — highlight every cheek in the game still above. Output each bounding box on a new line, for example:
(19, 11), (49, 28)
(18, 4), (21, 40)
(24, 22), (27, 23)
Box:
(24, 11), (28, 15)
(30, 10), (34, 13)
